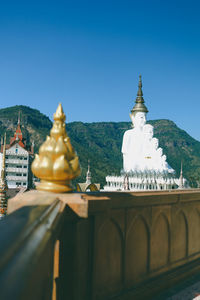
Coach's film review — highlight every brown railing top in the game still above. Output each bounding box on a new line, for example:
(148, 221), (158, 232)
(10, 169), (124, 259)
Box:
(7, 189), (200, 218)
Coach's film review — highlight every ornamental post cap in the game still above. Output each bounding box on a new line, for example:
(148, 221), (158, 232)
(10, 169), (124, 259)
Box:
(131, 75), (148, 114)
(31, 103), (81, 193)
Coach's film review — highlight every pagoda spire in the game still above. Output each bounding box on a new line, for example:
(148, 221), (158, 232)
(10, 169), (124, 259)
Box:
(136, 75), (144, 100)
(18, 111), (20, 125)
(0, 133), (8, 218)
(86, 160), (91, 184)
(178, 161), (184, 189)
(11, 111), (23, 143)
(131, 75), (148, 115)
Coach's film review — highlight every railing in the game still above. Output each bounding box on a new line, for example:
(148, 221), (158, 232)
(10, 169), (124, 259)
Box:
(1, 189), (200, 300)
(0, 199), (62, 300)
(6, 167), (28, 173)
(6, 159), (28, 165)
(6, 175), (27, 181)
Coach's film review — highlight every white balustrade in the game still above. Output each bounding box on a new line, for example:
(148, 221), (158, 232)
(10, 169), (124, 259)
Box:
(6, 176), (27, 181)
(6, 167), (28, 173)
(6, 159), (28, 165)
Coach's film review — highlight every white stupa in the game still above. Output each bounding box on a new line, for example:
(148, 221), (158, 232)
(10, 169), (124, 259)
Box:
(104, 75), (188, 191)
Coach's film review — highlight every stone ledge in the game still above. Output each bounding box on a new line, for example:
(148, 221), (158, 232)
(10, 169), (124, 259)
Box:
(7, 190), (89, 218)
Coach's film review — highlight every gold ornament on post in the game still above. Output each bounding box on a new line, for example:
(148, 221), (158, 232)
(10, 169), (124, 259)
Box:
(31, 103), (81, 193)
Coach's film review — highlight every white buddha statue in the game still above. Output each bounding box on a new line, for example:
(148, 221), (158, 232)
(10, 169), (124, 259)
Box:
(162, 154), (174, 173)
(121, 75), (174, 175)
(122, 75), (148, 172)
(122, 111), (146, 172)
(104, 75), (185, 192)
(151, 137), (159, 153)
(142, 124), (154, 170)
(150, 138), (160, 171)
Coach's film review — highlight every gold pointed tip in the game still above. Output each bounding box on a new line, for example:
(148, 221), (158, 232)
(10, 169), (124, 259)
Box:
(56, 103), (64, 114)
(53, 103), (66, 122)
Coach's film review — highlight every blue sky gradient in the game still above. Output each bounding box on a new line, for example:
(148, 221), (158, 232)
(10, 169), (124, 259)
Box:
(0, 0), (200, 139)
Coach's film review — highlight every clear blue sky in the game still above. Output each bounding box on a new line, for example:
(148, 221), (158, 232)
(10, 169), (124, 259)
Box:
(0, 0), (200, 140)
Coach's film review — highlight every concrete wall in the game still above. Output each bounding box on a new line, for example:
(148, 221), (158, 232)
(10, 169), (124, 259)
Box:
(7, 189), (200, 299)
(73, 191), (200, 299)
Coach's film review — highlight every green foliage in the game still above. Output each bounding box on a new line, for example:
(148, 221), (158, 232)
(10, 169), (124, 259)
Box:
(0, 105), (200, 188)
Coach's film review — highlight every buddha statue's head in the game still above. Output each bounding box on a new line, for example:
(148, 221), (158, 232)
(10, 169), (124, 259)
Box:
(152, 138), (159, 150)
(131, 112), (146, 129)
(157, 147), (163, 156)
(143, 124), (154, 140)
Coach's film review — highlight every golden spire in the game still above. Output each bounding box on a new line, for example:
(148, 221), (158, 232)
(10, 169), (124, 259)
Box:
(31, 103), (81, 193)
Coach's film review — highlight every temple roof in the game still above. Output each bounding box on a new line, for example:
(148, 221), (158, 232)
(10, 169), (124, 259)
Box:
(9, 112), (25, 147)
(1, 113), (34, 154)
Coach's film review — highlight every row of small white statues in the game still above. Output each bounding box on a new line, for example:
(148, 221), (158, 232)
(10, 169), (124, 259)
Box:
(106, 175), (177, 185)
(122, 112), (174, 173)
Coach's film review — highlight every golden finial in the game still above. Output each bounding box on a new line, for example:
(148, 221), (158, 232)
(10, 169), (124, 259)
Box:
(31, 103), (81, 193)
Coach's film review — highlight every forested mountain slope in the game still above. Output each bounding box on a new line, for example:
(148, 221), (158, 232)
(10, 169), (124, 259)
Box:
(0, 105), (199, 187)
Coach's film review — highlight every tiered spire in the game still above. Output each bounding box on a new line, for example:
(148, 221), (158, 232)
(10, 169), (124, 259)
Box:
(15, 111), (23, 141)
(131, 75), (148, 114)
(179, 161), (184, 189)
(0, 133), (8, 218)
(18, 111), (20, 125)
(86, 160), (91, 184)
(9, 111), (24, 146)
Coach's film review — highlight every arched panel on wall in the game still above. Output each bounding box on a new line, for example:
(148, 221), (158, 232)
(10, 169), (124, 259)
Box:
(171, 211), (188, 262)
(125, 215), (149, 287)
(150, 213), (170, 271)
(189, 209), (200, 255)
(95, 219), (123, 298)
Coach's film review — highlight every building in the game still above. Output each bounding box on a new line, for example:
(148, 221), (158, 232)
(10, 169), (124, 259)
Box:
(0, 114), (34, 189)
(104, 76), (188, 191)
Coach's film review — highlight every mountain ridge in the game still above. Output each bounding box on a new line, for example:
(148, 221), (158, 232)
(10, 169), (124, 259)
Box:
(0, 105), (199, 187)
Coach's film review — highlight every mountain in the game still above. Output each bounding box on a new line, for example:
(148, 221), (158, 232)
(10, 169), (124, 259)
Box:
(0, 105), (200, 188)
